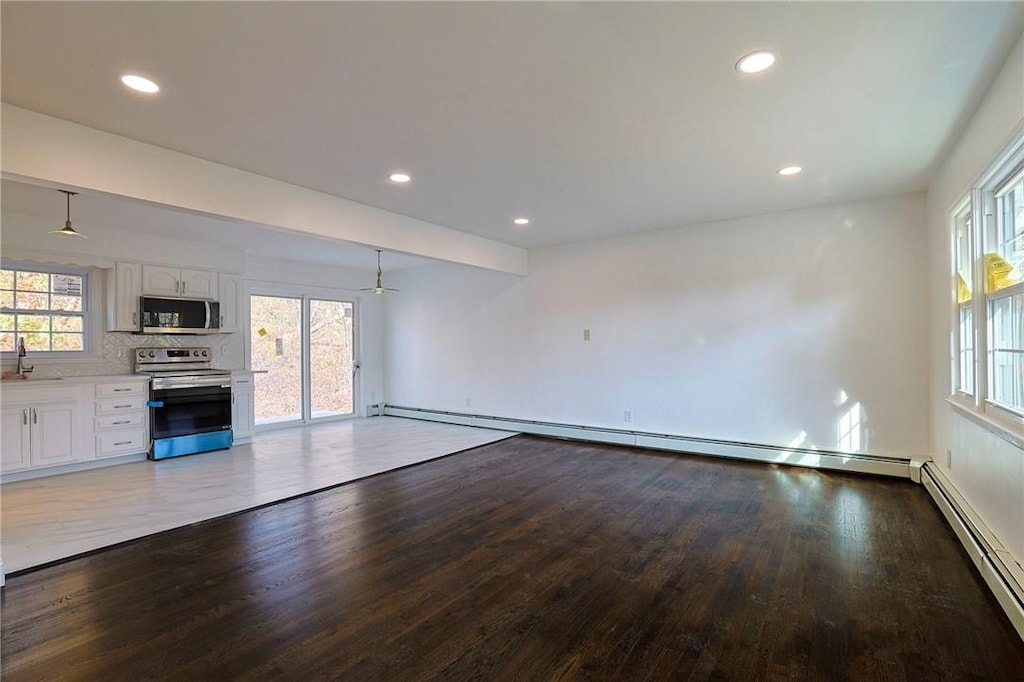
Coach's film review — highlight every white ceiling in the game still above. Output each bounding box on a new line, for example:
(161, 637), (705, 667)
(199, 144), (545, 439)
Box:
(2, 2), (1022, 249)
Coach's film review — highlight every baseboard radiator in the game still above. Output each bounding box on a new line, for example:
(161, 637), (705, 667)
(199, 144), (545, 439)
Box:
(920, 462), (1024, 639)
(380, 405), (913, 479)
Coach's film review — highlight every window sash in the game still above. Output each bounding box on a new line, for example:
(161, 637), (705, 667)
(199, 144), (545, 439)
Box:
(0, 264), (90, 354)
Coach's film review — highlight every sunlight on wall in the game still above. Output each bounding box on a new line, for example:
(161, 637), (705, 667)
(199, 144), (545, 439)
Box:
(775, 430), (822, 467)
(837, 401), (862, 452)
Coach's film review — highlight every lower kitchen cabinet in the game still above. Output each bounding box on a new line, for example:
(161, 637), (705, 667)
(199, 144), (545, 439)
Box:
(1, 376), (151, 479)
(1, 389), (80, 473)
(231, 372), (255, 442)
(92, 379), (150, 459)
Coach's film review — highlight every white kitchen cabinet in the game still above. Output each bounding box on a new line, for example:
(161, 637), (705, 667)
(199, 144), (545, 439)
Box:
(181, 269), (217, 298)
(106, 261), (142, 332)
(31, 402), (77, 467)
(218, 273), (243, 333)
(231, 372), (255, 442)
(142, 265), (217, 299)
(1, 405), (31, 472)
(92, 377), (150, 459)
(142, 265), (180, 297)
(0, 390), (81, 472)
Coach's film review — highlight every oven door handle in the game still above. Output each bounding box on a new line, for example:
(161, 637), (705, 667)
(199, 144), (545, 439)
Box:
(147, 400), (165, 408)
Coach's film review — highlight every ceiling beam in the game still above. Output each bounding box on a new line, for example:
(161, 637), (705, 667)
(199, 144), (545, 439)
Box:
(1, 104), (528, 276)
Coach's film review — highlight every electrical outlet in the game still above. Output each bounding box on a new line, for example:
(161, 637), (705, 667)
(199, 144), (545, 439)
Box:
(624, 410), (632, 423)
(583, 328), (591, 341)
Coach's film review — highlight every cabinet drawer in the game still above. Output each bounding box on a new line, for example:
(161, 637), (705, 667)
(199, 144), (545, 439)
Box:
(96, 382), (147, 399)
(95, 429), (148, 457)
(96, 412), (145, 430)
(95, 397), (147, 415)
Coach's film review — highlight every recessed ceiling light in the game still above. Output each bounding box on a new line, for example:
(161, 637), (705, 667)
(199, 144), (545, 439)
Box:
(777, 165), (803, 176)
(513, 217), (530, 226)
(120, 74), (160, 94)
(389, 173), (411, 183)
(735, 51), (776, 74)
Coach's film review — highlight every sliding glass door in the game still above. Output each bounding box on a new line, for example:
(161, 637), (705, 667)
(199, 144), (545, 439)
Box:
(310, 299), (355, 418)
(250, 293), (356, 427)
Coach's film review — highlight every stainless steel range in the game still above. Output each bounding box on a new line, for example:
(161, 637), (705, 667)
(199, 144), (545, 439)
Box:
(135, 347), (233, 460)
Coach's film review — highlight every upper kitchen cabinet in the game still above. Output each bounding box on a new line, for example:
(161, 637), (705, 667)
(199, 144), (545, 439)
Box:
(218, 273), (243, 333)
(106, 261), (142, 332)
(142, 265), (216, 299)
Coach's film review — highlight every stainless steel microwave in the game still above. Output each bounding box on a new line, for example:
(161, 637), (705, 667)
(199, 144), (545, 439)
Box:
(139, 297), (220, 334)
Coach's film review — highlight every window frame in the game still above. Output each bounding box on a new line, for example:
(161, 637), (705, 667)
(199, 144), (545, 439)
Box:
(0, 259), (103, 363)
(950, 129), (1024, 438)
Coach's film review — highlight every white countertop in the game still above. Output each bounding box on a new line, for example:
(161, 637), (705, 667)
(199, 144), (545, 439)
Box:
(0, 373), (150, 388)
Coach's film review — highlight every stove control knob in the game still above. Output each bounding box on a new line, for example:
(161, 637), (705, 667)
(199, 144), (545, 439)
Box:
(137, 350), (145, 358)
(148, 350), (156, 357)
(201, 350), (208, 357)
(193, 350), (201, 357)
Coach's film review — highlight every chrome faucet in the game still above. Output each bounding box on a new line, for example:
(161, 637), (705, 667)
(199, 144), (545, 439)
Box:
(16, 337), (33, 377)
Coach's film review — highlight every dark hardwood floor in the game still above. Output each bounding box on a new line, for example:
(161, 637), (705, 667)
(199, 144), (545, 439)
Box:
(3, 435), (1023, 680)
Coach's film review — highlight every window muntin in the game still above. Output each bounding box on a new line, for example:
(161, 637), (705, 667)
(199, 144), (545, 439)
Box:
(0, 266), (86, 353)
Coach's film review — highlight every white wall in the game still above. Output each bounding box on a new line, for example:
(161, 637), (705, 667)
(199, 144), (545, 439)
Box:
(926, 33), (1024, 561)
(385, 193), (929, 458)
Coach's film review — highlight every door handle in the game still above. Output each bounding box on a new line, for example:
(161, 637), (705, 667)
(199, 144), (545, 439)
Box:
(32, 408), (37, 424)
(133, 311), (138, 326)
(22, 408), (27, 425)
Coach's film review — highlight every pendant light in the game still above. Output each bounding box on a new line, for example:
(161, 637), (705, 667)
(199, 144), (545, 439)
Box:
(360, 249), (398, 295)
(49, 190), (87, 239)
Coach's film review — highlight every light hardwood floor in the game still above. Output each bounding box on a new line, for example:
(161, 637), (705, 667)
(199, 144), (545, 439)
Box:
(1, 417), (513, 573)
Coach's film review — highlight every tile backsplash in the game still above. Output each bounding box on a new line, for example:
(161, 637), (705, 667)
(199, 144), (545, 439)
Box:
(5, 332), (245, 379)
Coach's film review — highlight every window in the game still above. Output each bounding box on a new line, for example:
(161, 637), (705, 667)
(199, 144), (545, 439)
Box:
(950, 130), (1024, 433)
(952, 200), (973, 395)
(0, 264), (88, 354)
(986, 167), (1024, 412)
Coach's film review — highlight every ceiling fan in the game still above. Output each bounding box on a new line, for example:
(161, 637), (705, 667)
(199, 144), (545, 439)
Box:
(360, 249), (399, 295)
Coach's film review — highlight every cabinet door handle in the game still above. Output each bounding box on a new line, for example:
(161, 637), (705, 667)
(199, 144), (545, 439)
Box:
(232, 395), (236, 405)
(113, 420), (130, 425)
(22, 409), (27, 425)
(113, 441), (131, 446)
(32, 408), (37, 424)
(221, 315), (225, 326)
(113, 388), (131, 392)
(133, 311), (138, 325)
(176, 280), (181, 294)
(114, 404), (132, 409)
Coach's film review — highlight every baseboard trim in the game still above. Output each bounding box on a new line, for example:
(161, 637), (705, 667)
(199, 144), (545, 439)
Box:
(921, 462), (1024, 640)
(1, 452), (148, 484)
(382, 405), (912, 479)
